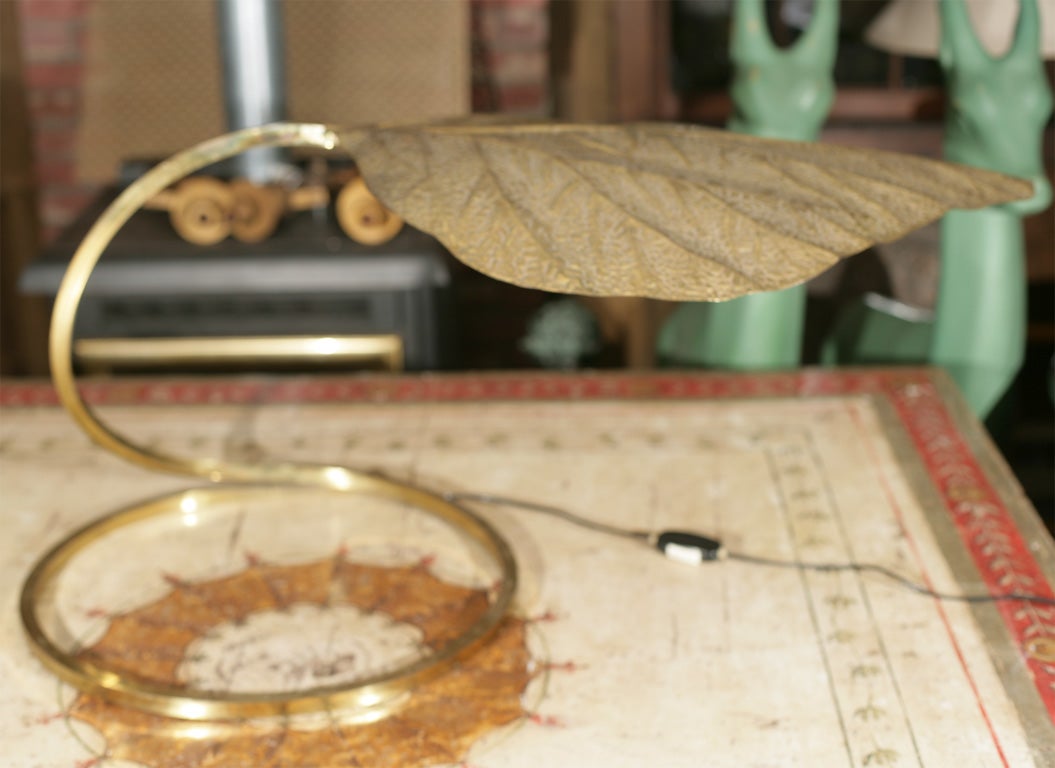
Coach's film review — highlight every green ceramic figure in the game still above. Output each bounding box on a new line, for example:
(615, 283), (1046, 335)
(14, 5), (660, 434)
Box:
(823, 0), (1051, 418)
(658, 0), (839, 369)
(933, 0), (1052, 417)
(726, 0), (840, 142)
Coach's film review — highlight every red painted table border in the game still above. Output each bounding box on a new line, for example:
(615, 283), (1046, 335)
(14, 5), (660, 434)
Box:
(3, 368), (1053, 720)
(0, 369), (915, 408)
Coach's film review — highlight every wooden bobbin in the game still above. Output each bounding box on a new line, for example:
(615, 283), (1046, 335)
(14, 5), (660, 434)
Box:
(168, 177), (234, 246)
(335, 177), (404, 245)
(229, 180), (285, 243)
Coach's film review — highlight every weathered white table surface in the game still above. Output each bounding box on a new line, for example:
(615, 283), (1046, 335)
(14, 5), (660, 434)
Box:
(2, 368), (1053, 767)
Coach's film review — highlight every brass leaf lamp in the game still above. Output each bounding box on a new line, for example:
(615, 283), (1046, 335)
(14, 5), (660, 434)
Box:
(23, 119), (1033, 721)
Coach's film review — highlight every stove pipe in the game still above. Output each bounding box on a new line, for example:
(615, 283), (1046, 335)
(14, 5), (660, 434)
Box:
(216, 0), (287, 182)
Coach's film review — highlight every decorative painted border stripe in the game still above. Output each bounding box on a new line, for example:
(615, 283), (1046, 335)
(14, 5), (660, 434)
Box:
(0, 369), (891, 408)
(881, 376), (1055, 720)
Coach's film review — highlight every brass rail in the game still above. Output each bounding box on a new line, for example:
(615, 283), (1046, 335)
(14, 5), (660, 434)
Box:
(74, 334), (404, 373)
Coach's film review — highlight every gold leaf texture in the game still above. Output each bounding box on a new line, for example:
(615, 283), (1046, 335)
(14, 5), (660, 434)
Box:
(340, 122), (1031, 301)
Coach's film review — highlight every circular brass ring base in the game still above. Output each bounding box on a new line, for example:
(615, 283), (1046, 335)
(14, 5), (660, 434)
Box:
(20, 480), (517, 721)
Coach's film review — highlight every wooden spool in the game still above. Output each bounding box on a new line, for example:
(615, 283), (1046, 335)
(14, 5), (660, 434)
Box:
(228, 180), (285, 243)
(167, 178), (234, 246)
(150, 172), (401, 248)
(335, 177), (404, 245)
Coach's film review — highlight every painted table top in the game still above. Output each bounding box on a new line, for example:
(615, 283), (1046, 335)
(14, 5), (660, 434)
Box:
(1, 368), (1052, 767)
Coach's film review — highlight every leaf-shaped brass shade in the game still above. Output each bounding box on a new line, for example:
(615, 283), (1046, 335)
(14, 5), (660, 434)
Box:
(340, 122), (1031, 301)
(47, 120), (1037, 480)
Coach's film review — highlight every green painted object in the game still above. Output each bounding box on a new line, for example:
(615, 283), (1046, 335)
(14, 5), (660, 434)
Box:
(939, 0), (1052, 214)
(933, 0), (1052, 416)
(823, 0), (1052, 417)
(725, 0), (839, 143)
(658, 0), (838, 370)
(934, 207), (1028, 415)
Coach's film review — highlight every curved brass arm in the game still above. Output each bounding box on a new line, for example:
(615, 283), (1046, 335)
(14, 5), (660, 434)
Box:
(38, 122), (517, 721)
(49, 123), (348, 483)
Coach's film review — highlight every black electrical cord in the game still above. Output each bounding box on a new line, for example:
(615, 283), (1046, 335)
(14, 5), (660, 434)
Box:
(448, 491), (651, 543)
(725, 551), (1055, 606)
(447, 491), (1055, 608)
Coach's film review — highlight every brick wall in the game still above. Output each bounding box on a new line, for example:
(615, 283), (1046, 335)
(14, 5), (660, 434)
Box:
(17, 0), (96, 244)
(471, 0), (550, 115)
(16, 0), (550, 243)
